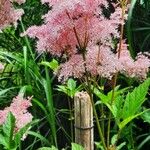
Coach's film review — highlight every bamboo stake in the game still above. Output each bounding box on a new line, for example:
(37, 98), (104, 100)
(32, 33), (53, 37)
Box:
(74, 92), (93, 150)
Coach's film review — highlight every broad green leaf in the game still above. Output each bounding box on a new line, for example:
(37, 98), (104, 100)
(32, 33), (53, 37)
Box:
(67, 78), (76, 91)
(56, 79), (82, 98)
(49, 59), (59, 71)
(122, 78), (150, 119)
(3, 112), (15, 140)
(111, 96), (124, 123)
(2, 112), (16, 149)
(94, 86), (128, 104)
(93, 88), (108, 103)
(71, 143), (84, 150)
(119, 111), (146, 129)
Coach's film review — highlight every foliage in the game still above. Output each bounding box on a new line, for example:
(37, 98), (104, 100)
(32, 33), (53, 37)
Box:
(0, 0), (149, 150)
(37, 143), (84, 150)
(0, 112), (32, 150)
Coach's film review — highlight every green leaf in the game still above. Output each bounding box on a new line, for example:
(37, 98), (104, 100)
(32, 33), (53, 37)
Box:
(37, 146), (58, 150)
(93, 88), (108, 103)
(56, 79), (82, 98)
(0, 134), (7, 148)
(141, 109), (150, 123)
(119, 111), (146, 129)
(116, 142), (126, 150)
(95, 142), (104, 150)
(2, 112), (16, 149)
(40, 59), (59, 71)
(111, 96), (124, 123)
(49, 59), (59, 71)
(56, 85), (68, 95)
(122, 78), (150, 119)
(3, 112), (15, 140)
(71, 143), (84, 150)
(14, 122), (31, 146)
(0, 87), (18, 97)
(32, 98), (48, 116)
(111, 134), (117, 145)
(94, 86), (128, 104)
(67, 78), (76, 91)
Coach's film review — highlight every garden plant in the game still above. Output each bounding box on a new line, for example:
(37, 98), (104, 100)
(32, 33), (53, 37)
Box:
(0, 0), (150, 150)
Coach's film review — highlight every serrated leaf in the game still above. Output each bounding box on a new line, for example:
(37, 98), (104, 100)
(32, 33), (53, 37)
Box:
(93, 88), (108, 103)
(3, 112), (15, 140)
(71, 143), (84, 150)
(122, 78), (150, 119)
(119, 111), (146, 129)
(2, 112), (16, 149)
(94, 86), (128, 104)
(111, 96), (124, 123)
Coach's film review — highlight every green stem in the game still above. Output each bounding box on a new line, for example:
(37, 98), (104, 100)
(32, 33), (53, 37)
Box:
(107, 74), (117, 148)
(92, 99), (107, 150)
(20, 20), (34, 60)
(107, 1), (127, 147)
(68, 97), (74, 142)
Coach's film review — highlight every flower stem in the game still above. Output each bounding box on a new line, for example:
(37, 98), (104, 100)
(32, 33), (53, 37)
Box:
(107, 1), (126, 147)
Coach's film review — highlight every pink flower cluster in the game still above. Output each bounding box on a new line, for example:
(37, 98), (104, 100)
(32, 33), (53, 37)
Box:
(23, 0), (150, 81)
(0, 0), (25, 30)
(23, 0), (122, 55)
(118, 42), (150, 79)
(0, 96), (33, 133)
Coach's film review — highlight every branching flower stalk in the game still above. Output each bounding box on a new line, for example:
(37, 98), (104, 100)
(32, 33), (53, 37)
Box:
(107, 1), (129, 149)
(68, 11), (107, 148)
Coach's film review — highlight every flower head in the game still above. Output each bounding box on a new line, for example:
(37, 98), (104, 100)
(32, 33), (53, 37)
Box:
(0, 0), (24, 30)
(0, 96), (33, 136)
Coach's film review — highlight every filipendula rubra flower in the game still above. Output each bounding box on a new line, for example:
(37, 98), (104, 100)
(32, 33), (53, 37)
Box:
(0, 0), (25, 30)
(23, 0), (149, 81)
(0, 96), (33, 136)
(118, 41), (150, 80)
